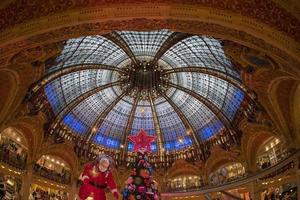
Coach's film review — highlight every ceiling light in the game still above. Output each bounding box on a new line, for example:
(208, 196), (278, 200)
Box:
(178, 137), (184, 143)
(265, 147), (269, 151)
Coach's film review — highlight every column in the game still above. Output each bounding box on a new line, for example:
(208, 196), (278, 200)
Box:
(21, 163), (34, 200)
(249, 181), (261, 200)
(69, 178), (79, 200)
(297, 170), (300, 200)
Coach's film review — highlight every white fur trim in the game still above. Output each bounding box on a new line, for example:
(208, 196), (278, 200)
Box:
(111, 189), (118, 193)
(82, 175), (89, 180)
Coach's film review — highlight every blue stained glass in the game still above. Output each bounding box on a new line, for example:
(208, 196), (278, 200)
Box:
(130, 105), (156, 136)
(41, 30), (247, 151)
(128, 142), (134, 151)
(63, 113), (88, 135)
(127, 142), (157, 152)
(199, 119), (224, 140)
(94, 134), (120, 149)
(45, 84), (64, 114)
(164, 136), (192, 151)
(224, 89), (244, 120)
(150, 143), (157, 152)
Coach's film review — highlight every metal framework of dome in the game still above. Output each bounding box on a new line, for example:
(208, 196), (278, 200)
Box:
(32, 30), (247, 155)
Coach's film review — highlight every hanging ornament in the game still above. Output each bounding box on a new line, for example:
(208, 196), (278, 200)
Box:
(126, 176), (134, 184)
(140, 169), (150, 178)
(137, 186), (146, 193)
(131, 168), (137, 176)
(128, 184), (136, 192)
(123, 188), (130, 197)
(138, 159), (145, 167)
(134, 176), (143, 185)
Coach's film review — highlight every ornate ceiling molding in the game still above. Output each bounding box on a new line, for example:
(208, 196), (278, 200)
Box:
(0, 1), (298, 42)
(0, 18), (298, 71)
(204, 145), (241, 175)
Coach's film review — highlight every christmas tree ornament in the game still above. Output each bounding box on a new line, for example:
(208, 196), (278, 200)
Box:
(128, 184), (136, 192)
(127, 176), (134, 184)
(137, 186), (146, 193)
(138, 159), (145, 167)
(140, 169), (150, 178)
(134, 176), (143, 185)
(123, 188), (129, 197)
(131, 168), (137, 176)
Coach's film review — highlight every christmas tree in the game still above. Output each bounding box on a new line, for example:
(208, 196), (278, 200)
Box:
(122, 129), (159, 200)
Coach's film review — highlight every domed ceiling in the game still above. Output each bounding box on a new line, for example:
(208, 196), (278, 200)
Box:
(35, 30), (246, 153)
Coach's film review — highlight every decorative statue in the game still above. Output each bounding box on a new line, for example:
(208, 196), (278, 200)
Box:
(79, 155), (119, 200)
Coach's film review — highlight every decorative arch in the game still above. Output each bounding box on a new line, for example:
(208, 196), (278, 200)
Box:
(37, 141), (80, 177)
(167, 159), (200, 178)
(0, 127), (29, 148)
(0, 1), (299, 67)
(291, 82), (300, 148)
(3, 113), (46, 163)
(0, 69), (19, 125)
(240, 121), (276, 172)
(204, 146), (241, 176)
(0, 62), (44, 131)
(268, 77), (300, 147)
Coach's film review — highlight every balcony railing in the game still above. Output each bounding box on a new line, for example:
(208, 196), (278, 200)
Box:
(33, 164), (71, 184)
(161, 150), (299, 197)
(0, 144), (27, 170)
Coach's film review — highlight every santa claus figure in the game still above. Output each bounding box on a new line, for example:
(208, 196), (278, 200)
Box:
(79, 155), (119, 200)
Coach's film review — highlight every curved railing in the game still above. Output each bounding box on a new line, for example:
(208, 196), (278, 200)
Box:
(0, 145), (27, 170)
(33, 164), (71, 184)
(161, 150), (299, 197)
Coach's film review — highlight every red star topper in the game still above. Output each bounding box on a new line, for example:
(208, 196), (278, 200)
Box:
(128, 129), (156, 152)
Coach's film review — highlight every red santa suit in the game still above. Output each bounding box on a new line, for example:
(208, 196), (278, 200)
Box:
(79, 162), (118, 200)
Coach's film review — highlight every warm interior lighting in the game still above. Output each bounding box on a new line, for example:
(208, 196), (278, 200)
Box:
(178, 137), (184, 143)
(265, 146), (269, 151)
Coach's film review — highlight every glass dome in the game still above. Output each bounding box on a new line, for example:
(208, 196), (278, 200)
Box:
(38, 30), (245, 153)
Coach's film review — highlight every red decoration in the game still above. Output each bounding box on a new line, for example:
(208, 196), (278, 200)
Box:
(128, 129), (156, 152)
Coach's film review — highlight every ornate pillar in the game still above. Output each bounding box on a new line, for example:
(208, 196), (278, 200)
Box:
(69, 178), (79, 200)
(249, 181), (261, 200)
(21, 163), (34, 199)
(296, 166), (300, 200)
